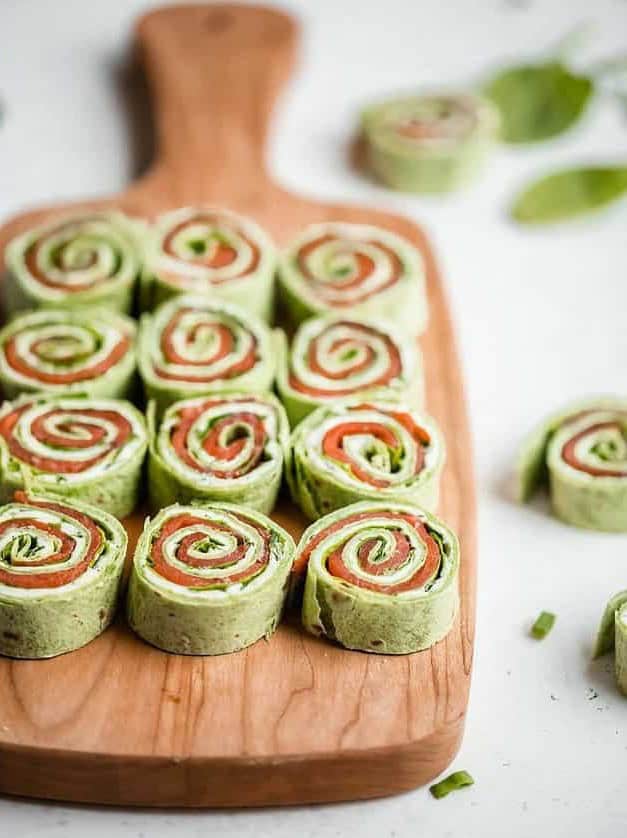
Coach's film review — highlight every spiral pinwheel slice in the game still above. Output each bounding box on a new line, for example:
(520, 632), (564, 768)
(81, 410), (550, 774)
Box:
(361, 93), (499, 194)
(148, 393), (289, 514)
(516, 397), (627, 531)
(0, 394), (147, 518)
(3, 211), (142, 316)
(0, 308), (137, 400)
(138, 295), (277, 415)
(276, 315), (423, 426)
(593, 590), (627, 696)
(277, 222), (428, 334)
(140, 206), (277, 320)
(288, 399), (444, 520)
(0, 491), (127, 659)
(297, 501), (459, 654)
(127, 503), (295, 655)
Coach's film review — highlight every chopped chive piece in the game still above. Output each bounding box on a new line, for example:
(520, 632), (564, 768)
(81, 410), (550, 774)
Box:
(531, 611), (556, 639)
(429, 770), (474, 799)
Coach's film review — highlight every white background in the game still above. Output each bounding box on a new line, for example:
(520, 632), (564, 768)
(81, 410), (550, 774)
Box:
(2, 0), (627, 835)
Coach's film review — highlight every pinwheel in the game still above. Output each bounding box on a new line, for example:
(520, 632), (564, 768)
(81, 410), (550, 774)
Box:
(140, 206), (277, 320)
(148, 393), (289, 514)
(297, 500), (459, 654)
(0, 394), (147, 518)
(127, 503), (295, 655)
(0, 491), (127, 659)
(277, 222), (427, 333)
(138, 295), (277, 415)
(361, 92), (499, 193)
(276, 315), (423, 426)
(593, 590), (627, 695)
(516, 397), (627, 531)
(0, 308), (137, 400)
(3, 211), (142, 315)
(288, 399), (444, 519)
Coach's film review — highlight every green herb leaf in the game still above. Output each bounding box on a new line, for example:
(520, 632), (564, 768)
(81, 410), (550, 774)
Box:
(512, 166), (627, 224)
(484, 61), (593, 143)
(430, 770), (475, 799)
(531, 611), (556, 639)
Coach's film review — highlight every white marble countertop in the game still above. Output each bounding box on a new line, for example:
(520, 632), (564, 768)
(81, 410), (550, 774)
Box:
(2, 0), (627, 835)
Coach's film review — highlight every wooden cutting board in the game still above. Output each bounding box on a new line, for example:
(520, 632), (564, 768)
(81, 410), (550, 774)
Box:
(0, 3), (477, 807)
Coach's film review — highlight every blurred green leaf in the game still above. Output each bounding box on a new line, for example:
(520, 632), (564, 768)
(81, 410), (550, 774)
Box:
(484, 61), (593, 143)
(511, 166), (627, 224)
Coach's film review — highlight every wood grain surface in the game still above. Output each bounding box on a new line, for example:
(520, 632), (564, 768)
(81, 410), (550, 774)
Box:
(0, 3), (477, 807)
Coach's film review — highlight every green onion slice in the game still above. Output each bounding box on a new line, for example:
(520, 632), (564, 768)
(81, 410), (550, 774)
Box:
(531, 611), (556, 639)
(429, 770), (475, 799)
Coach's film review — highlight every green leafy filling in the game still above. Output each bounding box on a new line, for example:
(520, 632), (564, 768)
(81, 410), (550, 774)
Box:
(592, 438), (622, 462)
(423, 526), (449, 591)
(0, 533), (45, 566)
(188, 239), (207, 255)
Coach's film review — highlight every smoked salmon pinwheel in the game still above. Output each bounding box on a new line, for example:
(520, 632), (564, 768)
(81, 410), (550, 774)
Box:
(288, 400), (444, 520)
(0, 491), (126, 659)
(0, 308), (137, 400)
(0, 395), (147, 518)
(361, 93), (499, 193)
(127, 503), (295, 655)
(277, 222), (428, 334)
(138, 295), (277, 415)
(141, 207), (277, 320)
(297, 501), (459, 654)
(516, 397), (627, 531)
(276, 315), (423, 426)
(147, 393), (289, 514)
(4, 211), (142, 316)
(593, 590), (627, 696)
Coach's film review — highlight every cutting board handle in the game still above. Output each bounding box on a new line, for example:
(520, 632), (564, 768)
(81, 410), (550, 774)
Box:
(135, 4), (298, 189)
